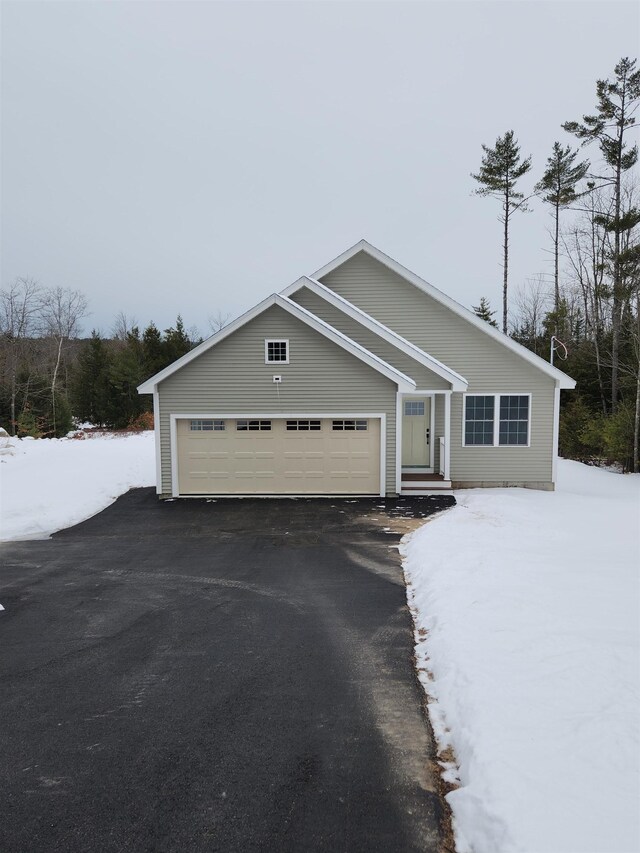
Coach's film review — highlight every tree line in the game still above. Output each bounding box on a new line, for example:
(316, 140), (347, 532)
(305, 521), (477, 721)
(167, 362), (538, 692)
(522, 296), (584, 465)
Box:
(471, 57), (639, 471)
(0, 279), (198, 437)
(1, 58), (638, 471)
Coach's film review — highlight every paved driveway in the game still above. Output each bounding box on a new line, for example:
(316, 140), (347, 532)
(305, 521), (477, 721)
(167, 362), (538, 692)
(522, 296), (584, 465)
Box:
(0, 490), (455, 853)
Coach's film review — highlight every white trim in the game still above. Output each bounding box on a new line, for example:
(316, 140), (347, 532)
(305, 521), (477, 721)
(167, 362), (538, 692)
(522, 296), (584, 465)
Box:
(395, 392), (402, 494)
(170, 412), (387, 498)
(138, 293), (415, 394)
(552, 383), (560, 485)
(312, 240), (576, 390)
(443, 391), (451, 481)
(281, 275), (468, 391)
(461, 393), (533, 448)
(153, 388), (162, 494)
(399, 391), (436, 472)
(264, 338), (289, 365)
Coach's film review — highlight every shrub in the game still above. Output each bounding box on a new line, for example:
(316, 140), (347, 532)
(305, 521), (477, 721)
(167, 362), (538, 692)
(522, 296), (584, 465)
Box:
(127, 411), (154, 431)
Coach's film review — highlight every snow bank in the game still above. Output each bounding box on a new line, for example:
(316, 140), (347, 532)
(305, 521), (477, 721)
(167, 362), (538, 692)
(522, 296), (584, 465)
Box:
(0, 432), (155, 541)
(402, 459), (640, 853)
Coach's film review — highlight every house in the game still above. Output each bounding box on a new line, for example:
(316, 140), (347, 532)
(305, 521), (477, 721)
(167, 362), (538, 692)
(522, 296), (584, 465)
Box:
(137, 240), (575, 497)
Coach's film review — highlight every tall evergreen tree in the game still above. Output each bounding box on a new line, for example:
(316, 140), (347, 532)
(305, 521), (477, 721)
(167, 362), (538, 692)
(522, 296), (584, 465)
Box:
(563, 56), (640, 412)
(71, 331), (112, 426)
(472, 297), (498, 327)
(163, 315), (192, 364)
(142, 322), (165, 380)
(109, 328), (147, 427)
(535, 142), (589, 327)
(472, 130), (532, 333)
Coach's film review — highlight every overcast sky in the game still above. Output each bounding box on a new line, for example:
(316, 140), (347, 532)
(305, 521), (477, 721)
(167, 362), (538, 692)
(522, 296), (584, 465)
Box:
(2, 1), (638, 337)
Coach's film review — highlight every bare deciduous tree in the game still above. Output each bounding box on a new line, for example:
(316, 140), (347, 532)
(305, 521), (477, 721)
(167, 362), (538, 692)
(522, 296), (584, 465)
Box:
(208, 310), (231, 334)
(0, 278), (43, 434)
(41, 287), (89, 434)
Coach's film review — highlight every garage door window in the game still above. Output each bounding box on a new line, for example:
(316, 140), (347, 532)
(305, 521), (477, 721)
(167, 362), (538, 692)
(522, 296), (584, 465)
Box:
(286, 420), (321, 431)
(190, 419), (225, 431)
(332, 419), (368, 431)
(236, 420), (272, 431)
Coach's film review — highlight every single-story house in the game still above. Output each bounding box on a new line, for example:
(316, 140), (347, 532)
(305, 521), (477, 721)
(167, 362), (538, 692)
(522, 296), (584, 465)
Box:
(138, 240), (575, 497)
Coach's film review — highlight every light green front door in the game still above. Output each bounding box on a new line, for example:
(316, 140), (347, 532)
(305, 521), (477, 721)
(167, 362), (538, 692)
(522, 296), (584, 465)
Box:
(402, 397), (431, 467)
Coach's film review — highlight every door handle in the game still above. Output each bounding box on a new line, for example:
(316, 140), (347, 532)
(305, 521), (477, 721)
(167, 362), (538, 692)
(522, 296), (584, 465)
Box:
(425, 428), (430, 442)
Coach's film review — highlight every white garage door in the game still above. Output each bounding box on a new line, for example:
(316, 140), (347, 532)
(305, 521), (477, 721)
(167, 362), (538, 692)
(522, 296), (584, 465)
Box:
(176, 417), (381, 495)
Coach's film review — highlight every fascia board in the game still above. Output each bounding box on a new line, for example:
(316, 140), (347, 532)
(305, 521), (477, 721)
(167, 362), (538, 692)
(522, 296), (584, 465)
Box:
(282, 275), (468, 391)
(137, 294), (279, 393)
(137, 290), (416, 395)
(312, 239), (576, 390)
(276, 295), (416, 391)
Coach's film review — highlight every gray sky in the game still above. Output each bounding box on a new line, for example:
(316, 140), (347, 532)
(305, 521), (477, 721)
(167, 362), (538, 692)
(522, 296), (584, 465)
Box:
(2, 1), (638, 337)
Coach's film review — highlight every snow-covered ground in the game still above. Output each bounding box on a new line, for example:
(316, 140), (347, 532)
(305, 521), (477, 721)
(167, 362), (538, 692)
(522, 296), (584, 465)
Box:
(0, 431), (155, 541)
(402, 460), (640, 853)
(2, 436), (638, 851)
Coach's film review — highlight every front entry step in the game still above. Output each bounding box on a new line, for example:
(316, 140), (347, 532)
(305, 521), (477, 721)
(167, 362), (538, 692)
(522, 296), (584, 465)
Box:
(401, 470), (452, 495)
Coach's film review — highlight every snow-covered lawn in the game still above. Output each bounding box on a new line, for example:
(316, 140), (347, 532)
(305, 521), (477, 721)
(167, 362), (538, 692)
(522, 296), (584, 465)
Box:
(2, 437), (638, 851)
(0, 431), (155, 541)
(402, 460), (640, 853)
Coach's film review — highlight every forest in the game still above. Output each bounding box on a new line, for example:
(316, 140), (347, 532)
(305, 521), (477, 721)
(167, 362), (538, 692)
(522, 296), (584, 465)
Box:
(1, 57), (638, 471)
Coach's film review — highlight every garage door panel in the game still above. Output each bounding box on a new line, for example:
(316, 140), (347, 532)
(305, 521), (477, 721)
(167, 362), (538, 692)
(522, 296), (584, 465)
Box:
(177, 417), (380, 495)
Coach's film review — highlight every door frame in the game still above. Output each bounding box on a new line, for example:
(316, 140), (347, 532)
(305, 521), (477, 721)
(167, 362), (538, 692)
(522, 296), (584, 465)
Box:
(395, 390), (454, 492)
(398, 392), (435, 474)
(400, 394), (435, 472)
(169, 412), (387, 498)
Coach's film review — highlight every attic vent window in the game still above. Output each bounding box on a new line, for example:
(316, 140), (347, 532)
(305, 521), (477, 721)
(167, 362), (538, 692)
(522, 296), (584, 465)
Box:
(265, 339), (289, 364)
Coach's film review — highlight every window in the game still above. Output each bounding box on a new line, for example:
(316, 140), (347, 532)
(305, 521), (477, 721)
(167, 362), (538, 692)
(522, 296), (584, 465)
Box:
(499, 396), (529, 446)
(236, 420), (272, 431)
(332, 419), (368, 431)
(265, 339), (289, 364)
(190, 419), (225, 431)
(286, 420), (321, 431)
(464, 396), (495, 446)
(404, 401), (425, 416)
(464, 395), (530, 447)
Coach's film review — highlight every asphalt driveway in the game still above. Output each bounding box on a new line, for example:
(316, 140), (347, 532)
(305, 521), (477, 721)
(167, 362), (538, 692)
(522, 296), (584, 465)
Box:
(0, 490), (455, 853)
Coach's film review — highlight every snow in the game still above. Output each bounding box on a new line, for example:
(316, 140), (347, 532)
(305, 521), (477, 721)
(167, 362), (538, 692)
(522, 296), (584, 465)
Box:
(402, 460), (640, 853)
(2, 435), (638, 850)
(0, 431), (155, 541)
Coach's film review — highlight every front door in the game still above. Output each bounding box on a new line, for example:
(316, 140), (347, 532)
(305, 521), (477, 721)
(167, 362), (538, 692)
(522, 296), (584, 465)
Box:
(402, 397), (431, 467)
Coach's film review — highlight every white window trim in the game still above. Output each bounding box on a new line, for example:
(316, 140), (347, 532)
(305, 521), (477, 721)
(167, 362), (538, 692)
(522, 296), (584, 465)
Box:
(264, 338), (289, 365)
(462, 393), (532, 448)
(170, 412), (386, 497)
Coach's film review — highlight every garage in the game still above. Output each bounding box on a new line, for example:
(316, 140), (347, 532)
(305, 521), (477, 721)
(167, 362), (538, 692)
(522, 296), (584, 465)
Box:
(175, 416), (382, 495)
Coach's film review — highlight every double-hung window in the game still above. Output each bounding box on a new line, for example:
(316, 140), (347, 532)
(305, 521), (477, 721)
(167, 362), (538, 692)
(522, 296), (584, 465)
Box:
(464, 394), (530, 447)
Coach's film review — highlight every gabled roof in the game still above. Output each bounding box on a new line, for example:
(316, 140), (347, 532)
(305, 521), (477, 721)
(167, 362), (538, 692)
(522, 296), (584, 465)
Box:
(137, 292), (417, 394)
(312, 239), (576, 389)
(281, 275), (468, 391)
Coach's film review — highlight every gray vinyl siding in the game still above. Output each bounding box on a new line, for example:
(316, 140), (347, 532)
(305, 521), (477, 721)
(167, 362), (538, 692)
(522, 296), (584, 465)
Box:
(320, 251), (557, 485)
(290, 287), (450, 390)
(156, 305), (398, 495)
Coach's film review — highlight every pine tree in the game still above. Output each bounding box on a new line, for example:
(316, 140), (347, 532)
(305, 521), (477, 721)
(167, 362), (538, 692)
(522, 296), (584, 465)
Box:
(563, 56), (640, 412)
(163, 315), (192, 364)
(472, 297), (498, 327)
(109, 328), (146, 428)
(142, 322), (165, 380)
(472, 131), (532, 333)
(535, 142), (589, 327)
(70, 331), (112, 426)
